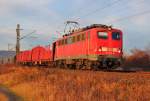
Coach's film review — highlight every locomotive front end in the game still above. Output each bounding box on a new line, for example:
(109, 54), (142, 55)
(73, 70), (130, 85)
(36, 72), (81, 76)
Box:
(95, 28), (123, 69)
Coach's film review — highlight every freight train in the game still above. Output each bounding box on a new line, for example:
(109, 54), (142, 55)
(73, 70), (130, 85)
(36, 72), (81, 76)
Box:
(16, 24), (123, 70)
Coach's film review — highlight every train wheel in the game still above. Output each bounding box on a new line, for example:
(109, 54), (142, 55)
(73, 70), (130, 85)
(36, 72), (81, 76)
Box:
(67, 64), (75, 69)
(76, 62), (82, 70)
(92, 64), (99, 71)
(85, 62), (92, 70)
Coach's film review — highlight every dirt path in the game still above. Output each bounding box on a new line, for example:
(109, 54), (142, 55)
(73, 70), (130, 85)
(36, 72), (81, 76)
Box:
(0, 86), (23, 101)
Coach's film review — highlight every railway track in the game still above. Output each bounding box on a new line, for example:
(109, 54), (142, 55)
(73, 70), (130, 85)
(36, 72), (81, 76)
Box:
(34, 65), (139, 73)
(101, 69), (137, 73)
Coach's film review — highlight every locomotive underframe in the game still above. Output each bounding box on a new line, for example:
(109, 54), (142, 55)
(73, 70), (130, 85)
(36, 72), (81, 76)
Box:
(54, 55), (122, 70)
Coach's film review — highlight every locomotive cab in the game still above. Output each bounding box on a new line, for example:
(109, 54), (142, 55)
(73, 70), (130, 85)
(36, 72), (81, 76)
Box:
(94, 28), (123, 69)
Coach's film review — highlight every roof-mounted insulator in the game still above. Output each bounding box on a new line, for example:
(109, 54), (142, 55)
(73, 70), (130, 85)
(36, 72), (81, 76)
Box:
(88, 24), (112, 29)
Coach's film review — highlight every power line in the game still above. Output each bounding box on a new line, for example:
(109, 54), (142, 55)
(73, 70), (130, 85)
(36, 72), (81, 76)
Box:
(107, 10), (150, 24)
(55, 0), (123, 34)
(20, 30), (36, 40)
(57, 0), (146, 26)
(76, 0), (123, 21)
(107, 0), (146, 16)
(74, 0), (149, 25)
(68, 0), (99, 20)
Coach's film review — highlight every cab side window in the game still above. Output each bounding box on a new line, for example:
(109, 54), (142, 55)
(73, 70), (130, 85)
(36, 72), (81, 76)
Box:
(112, 32), (121, 40)
(77, 35), (80, 41)
(82, 33), (86, 40)
(97, 32), (108, 39)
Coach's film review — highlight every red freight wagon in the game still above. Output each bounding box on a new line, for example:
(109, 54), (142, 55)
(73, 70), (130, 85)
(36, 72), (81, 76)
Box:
(20, 50), (31, 64)
(20, 52), (24, 63)
(31, 46), (41, 64)
(16, 51), (25, 64)
(31, 46), (52, 65)
(24, 50), (32, 63)
(39, 46), (52, 64)
(53, 24), (123, 69)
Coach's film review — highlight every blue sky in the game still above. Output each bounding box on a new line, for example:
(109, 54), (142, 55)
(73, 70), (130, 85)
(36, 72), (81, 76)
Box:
(0, 0), (150, 53)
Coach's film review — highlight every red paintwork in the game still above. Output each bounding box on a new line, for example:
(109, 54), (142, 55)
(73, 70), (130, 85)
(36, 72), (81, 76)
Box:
(31, 46), (40, 62)
(24, 50), (32, 62)
(16, 50), (31, 63)
(16, 52), (22, 63)
(55, 27), (123, 60)
(38, 46), (52, 62)
(92, 28), (123, 57)
(22, 50), (31, 62)
(31, 46), (52, 62)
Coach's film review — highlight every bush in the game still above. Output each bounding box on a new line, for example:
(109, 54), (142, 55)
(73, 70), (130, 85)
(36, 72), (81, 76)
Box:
(123, 47), (150, 70)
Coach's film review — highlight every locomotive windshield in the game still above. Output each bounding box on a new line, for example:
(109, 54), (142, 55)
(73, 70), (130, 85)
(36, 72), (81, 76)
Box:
(97, 32), (108, 39)
(112, 32), (121, 40)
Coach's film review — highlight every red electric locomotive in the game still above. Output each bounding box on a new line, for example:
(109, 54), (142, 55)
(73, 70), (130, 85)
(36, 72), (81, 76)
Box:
(52, 24), (123, 69)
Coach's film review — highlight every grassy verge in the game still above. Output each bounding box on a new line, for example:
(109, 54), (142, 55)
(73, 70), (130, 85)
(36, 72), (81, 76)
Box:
(0, 66), (150, 101)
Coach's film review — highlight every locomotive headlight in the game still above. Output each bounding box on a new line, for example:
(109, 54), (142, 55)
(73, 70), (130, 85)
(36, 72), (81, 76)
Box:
(101, 47), (108, 51)
(98, 48), (102, 52)
(113, 48), (117, 52)
(113, 48), (121, 53)
(118, 49), (121, 53)
(117, 48), (121, 53)
(98, 47), (108, 52)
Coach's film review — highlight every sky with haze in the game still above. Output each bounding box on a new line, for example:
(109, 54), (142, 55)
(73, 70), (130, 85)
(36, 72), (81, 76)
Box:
(0, 0), (150, 53)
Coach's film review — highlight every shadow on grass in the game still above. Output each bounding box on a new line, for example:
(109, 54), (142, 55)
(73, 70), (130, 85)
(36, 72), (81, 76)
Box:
(0, 84), (24, 101)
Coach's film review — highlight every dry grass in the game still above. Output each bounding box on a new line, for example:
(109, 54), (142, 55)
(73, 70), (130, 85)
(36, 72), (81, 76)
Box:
(0, 93), (8, 101)
(0, 65), (150, 101)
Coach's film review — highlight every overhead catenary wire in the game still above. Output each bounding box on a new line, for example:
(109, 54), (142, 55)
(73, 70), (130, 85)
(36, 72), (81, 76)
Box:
(55, 0), (148, 38)
(107, 9), (150, 24)
(55, 0), (123, 34)
(56, 0), (96, 23)
(20, 30), (36, 40)
(75, 0), (123, 21)
(71, 0), (150, 26)
(68, 0), (99, 20)
(57, 0), (146, 27)
(109, 0), (146, 15)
